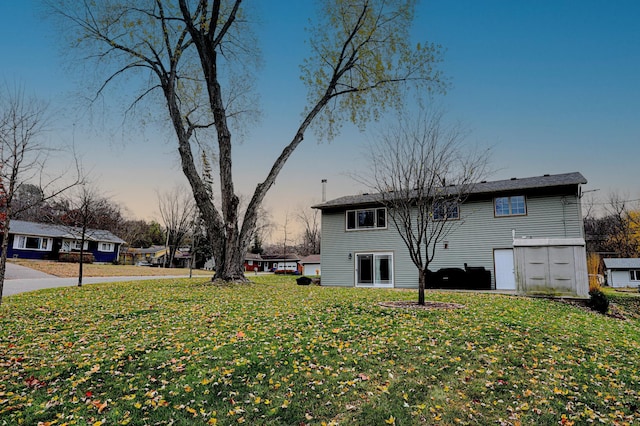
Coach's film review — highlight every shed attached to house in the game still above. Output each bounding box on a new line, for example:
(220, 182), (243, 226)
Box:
(603, 258), (640, 288)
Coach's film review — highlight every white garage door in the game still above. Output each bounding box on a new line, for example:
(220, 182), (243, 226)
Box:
(494, 249), (516, 290)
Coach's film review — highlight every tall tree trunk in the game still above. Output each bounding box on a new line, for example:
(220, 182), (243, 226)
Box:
(78, 227), (86, 287)
(418, 268), (426, 306)
(0, 222), (11, 307)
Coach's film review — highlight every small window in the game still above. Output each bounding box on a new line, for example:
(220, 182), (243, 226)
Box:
(495, 195), (526, 217)
(630, 270), (640, 281)
(98, 242), (115, 252)
(346, 208), (387, 230)
(433, 201), (459, 220)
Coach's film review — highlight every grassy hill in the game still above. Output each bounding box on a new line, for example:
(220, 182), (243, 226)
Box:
(1, 276), (639, 425)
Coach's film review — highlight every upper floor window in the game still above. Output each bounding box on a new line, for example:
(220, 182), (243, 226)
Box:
(13, 235), (52, 251)
(433, 201), (459, 221)
(346, 208), (386, 230)
(630, 270), (640, 281)
(495, 195), (526, 217)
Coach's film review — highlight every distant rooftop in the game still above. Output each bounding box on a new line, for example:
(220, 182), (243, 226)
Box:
(603, 258), (640, 269)
(9, 220), (126, 244)
(313, 172), (587, 210)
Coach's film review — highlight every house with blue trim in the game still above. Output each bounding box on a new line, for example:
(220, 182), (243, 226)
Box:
(6, 220), (126, 263)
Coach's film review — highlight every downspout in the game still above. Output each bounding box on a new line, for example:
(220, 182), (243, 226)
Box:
(561, 196), (568, 237)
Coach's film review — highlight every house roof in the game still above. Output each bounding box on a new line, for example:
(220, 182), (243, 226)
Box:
(125, 245), (167, 255)
(9, 220), (126, 244)
(245, 252), (263, 261)
(261, 253), (301, 261)
(603, 258), (640, 270)
(312, 172), (587, 210)
(300, 254), (321, 264)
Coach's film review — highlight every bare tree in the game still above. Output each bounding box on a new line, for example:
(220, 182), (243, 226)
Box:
(0, 87), (81, 306)
(363, 108), (490, 305)
(48, 0), (445, 281)
(297, 207), (321, 255)
(157, 186), (196, 268)
(56, 183), (114, 286)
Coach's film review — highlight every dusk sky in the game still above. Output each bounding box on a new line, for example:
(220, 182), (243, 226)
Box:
(1, 1), (639, 241)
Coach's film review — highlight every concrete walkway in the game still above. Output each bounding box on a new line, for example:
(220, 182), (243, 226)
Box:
(2, 262), (199, 297)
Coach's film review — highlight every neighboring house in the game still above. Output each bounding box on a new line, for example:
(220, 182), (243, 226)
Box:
(603, 258), (640, 288)
(299, 254), (321, 276)
(261, 253), (301, 272)
(244, 253), (265, 272)
(313, 172), (587, 291)
(121, 245), (168, 266)
(6, 220), (125, 263)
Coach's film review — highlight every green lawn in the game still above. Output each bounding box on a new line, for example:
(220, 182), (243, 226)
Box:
(1, 276), (639, 425)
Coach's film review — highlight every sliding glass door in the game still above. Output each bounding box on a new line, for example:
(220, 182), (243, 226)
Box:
(356, 252), (393, 287)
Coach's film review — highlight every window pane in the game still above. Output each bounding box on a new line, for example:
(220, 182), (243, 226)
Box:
(433, 202), (444, 220)
(25, 237), (40, 249)
(450, 203), (459, 219)
(375, 255), (392, 284)
(511, 196), (526, 215)
(495, 197), (509, 216)
(358, 210), (375, 228)
(358, 254), (373, 283)
(346, 211), (356, 229)
(376, 209), (386, 228)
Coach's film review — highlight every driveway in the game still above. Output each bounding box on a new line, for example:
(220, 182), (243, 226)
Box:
(2, 262), (196, 297)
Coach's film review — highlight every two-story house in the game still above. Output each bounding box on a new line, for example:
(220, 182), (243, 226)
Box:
(313, 172), (587, 291)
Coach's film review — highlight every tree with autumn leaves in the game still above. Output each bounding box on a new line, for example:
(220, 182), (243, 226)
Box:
(584, 193), (640, 259)
(47, 0), (446, 282)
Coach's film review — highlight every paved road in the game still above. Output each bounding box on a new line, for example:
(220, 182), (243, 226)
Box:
(2, 262), (199, 297)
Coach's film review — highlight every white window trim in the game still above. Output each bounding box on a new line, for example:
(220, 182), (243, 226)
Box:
(494, 195), (527, 217)
(630, 270), (640, 281)
(354, 251), (394, 288)
(62, 239), (89, 252)
(433, 201), (460, 221)
(12, 235), (53, 251)
(345, 208), (388, 231)
(98, 242), (115, 252)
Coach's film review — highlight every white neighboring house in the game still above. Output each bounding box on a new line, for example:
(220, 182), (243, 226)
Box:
(603, 258), (640, 288)
(300, 254), (321, 276)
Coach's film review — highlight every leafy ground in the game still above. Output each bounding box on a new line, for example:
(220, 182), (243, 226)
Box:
(1, 276), (639, 426)
(8, 259), (211, 278)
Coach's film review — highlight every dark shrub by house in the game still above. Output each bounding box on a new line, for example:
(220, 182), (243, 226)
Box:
(588, 290), (609, 314)
(59, 252), (95, 264)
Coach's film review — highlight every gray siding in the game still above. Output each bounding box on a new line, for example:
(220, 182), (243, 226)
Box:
(320, 193), (584, 289)
(608, 270), (638, 288)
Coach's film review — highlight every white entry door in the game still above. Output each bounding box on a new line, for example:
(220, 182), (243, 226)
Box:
(494, 249), (516, 290)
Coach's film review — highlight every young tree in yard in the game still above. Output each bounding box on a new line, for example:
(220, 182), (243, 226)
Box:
(157, 186), (196, 268)
(49, 0), (445, 281)
(363, 108), (490, 305)
(297, 207), (321, 256)
(0, 87), (81, 306)
(58, 184), (115, 286)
